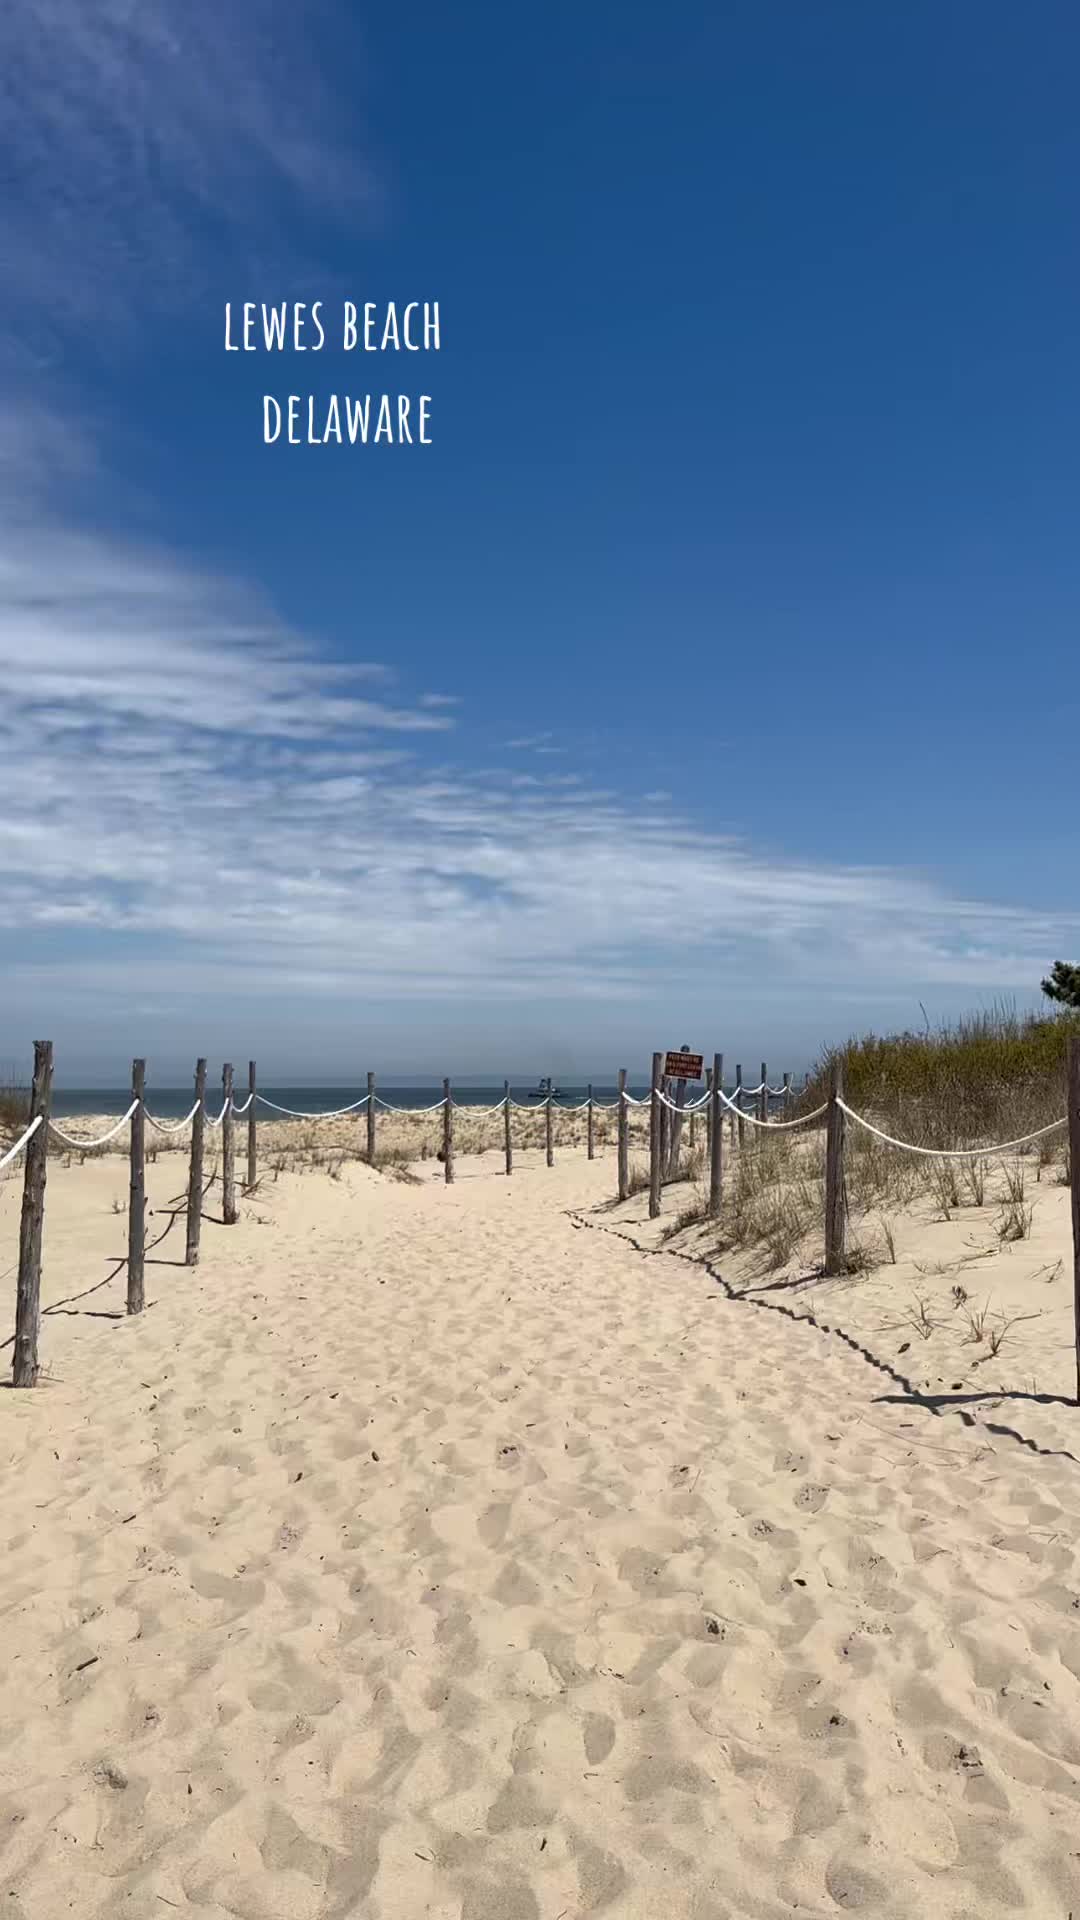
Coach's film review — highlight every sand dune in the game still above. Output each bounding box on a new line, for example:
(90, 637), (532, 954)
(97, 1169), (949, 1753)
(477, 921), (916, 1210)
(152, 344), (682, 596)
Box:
(1, 1140), (1079, 1917)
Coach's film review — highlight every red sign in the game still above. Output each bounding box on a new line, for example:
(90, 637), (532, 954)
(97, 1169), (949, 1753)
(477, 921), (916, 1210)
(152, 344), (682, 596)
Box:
(664, 1051), (704, 1082)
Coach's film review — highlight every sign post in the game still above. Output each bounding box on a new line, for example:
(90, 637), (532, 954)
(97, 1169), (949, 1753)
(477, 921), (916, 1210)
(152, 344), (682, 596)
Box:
(661, 1050), (702, 1180)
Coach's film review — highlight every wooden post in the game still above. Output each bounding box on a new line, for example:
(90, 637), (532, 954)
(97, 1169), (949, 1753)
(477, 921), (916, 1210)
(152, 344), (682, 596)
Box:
(669, 1074), (688, 1176)
(222, 1063), (237, 1225)
(709, 1050), (723, 1216)
(783, 1070), (792, 1117)
(617, 1068), (629, 1201)
(587, 1083), (594, 1160)
(659, 1074), (671, 1179)
(366, 1071), (376, 1163)
(247, 1060), (257, 1191)
(704, 1065), (713, 1156)
(545, 1090), (554, 1168)
(443, 1078), (454, 1184)
(735, 1065), (745, 1150)
(12, 1040), (54, 1388)
(759, 1062), (768, 1125)
(1068, 1037), (1080, 1404)
(127, 1058), (146, 1315)
(504, 1080), (512, 1176)
(824, 1057), (847, 1275)
(649, 1051), (663, 1219)
(186, 1058), (207, 1265)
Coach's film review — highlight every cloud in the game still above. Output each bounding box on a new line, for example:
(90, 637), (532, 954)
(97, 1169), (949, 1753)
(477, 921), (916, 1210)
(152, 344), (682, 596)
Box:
(2, 404), (1078, 1067)
(506, 732), (568, 755)
(0, 0), (369, 356)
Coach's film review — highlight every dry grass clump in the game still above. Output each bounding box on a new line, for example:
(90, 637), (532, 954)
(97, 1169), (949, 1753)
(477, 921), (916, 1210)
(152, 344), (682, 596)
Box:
(0, 1075), (29, 1138)
(689, 1030), (1060, 1273)
(368, 1143), (421, 1185)
(798, 1001), (1078, 1155)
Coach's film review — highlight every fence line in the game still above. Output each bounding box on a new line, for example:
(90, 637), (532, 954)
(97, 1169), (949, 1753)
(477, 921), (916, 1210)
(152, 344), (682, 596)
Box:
(7, 1040), (1076, 1399)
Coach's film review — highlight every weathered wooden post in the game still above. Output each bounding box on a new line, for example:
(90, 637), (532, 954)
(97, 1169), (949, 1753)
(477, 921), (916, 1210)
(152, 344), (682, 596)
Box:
(735, 1064), (745, 1150)
(443, 1078), (454, 1184)
(127, 1058), (146, 1315)
(617, 1068), (629, 1201)
(659, 1072), (671, 1179)
(12, 1040), (54, 1388)
(782, 1070), (792, 1117)
(759, 1062), (768, 1125)
(546, 1089), (554, 1168)
(186, 1058), (207, 1265)
(1068, 1037), (1080, 1404)
(247, 1060), (257, 1191)
(669, 1076), (688, 1177)
(587, 1083), (595, 1161)
(709, 1050), (723, 1216)
(503, 1080), (512, 1176)
(704, 1064), (713, 1156)
(649, 1051), (663, 1219)
(824, 1057), (847, 1276)
(668, 1044), (690, 1176)
(222, 1062), (237, 1225)
(366, 1071), (376, 1163)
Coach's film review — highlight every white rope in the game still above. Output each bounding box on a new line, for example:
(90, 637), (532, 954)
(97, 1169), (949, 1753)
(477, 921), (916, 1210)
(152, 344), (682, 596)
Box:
(205, 1098), (230, 1129)
(718, 1089), (828, 1130)
(145, 1101), (202, 1135)
(48, 1102), (139, 1149)
(374, 1095), (448, 1114)
(836, 1099), (1067, 1160)
(454, 1097), (509, 1114)
(0, 1113), (43, 1170)
(506, 1097), (620, 1112)
(232, 1093), (254, 1116)
(256, 1093), (370, 1118)
(655, 1089), (711, 1113)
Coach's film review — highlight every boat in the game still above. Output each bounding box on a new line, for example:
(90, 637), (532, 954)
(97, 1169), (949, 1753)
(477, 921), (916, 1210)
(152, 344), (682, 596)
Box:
(526, 1077), (565, 1101)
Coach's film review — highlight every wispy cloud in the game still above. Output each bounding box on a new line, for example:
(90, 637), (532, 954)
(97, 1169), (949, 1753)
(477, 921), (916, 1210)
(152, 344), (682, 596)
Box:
(0, 0), (368, 356)
(506, 732), (567, 755)
(2, 401), (1077, 1073)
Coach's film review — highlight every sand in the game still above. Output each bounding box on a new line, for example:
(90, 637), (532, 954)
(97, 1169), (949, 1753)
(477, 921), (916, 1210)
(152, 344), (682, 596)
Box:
(1, 1134), (1079, 1918)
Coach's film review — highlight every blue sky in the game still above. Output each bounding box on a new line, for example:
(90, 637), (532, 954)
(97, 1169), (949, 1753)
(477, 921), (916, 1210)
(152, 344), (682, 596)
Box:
(1, 0), (1077, 1083)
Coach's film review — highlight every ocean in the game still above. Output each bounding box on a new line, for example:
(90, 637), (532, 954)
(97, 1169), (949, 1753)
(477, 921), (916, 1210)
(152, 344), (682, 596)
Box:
(45, 1081), (777, 1120)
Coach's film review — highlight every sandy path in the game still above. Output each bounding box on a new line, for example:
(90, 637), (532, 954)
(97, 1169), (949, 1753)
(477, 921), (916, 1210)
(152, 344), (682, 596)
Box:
(1, 1148), (1079, 1918)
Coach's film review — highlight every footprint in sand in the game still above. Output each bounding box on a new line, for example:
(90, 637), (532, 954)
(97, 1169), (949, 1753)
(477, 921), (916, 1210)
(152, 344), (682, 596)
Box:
(583, 1711), (616, 1764)
(477, 1500), (511, 1548)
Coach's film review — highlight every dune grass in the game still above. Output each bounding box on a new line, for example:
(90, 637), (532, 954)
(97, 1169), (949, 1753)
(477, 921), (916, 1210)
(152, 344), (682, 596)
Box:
(672, 1003), (1077, 1274)
(798, 1001), (1079, 1149)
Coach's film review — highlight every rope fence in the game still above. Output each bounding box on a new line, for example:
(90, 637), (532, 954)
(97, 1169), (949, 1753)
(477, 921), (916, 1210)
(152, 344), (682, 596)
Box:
(4, 1041), (1078, 1400)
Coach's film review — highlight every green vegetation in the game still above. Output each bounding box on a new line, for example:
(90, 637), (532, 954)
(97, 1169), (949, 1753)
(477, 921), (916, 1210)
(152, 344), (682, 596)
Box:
(798, 1001), (1079, 1148)
(1042, 960), (1080, 1010)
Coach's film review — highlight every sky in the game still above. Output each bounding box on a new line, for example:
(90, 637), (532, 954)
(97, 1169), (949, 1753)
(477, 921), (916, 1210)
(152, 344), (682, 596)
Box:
(0, 0), (1077, 1084)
